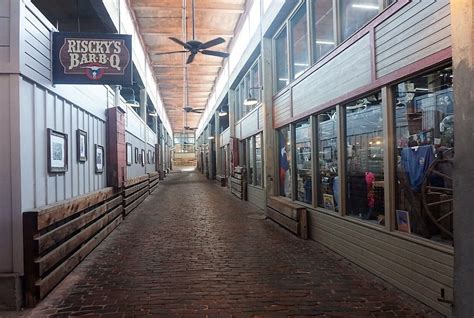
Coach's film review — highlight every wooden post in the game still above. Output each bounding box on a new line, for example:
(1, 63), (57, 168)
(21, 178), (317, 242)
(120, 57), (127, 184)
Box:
(262, 37), (277, 197)
(451, 1), (474, 316)
(106, 107), (126, 188)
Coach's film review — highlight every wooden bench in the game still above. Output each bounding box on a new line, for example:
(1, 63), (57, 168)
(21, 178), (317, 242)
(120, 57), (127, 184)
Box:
(266, 196), (308, 239)
(148, 171), (159, 193)
(123, 175), (149, 215)
(231, 167), (246, 200)
(23, 188), (123, 306)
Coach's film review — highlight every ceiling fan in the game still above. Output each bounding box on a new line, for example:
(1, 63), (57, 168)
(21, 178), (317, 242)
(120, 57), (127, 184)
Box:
(183, 106), (205, 113)
(154, 0), (230, 64)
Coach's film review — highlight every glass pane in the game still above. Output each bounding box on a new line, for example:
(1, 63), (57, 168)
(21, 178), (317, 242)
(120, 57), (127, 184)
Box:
(235, 87), (240, 120)
(248, 136), (255, 185)
(278, 126), (292, 198)
(345, 92), (384, 224)
(394, 65), (454, 244)
(275, 27), (289, 91)
(255, 133), (263, 187)
(295, 119), (312, 204)
(291, 3), (309, 79)
(341, 0), (379, 41)
(312, 0), (335, 61)
(240, 81), (246, 119)
(317, 109), (338, 210)
(250, 61), (260, 109)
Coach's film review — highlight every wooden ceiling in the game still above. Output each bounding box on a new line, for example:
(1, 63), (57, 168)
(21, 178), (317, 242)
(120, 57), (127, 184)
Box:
(130, 0), (246, 132)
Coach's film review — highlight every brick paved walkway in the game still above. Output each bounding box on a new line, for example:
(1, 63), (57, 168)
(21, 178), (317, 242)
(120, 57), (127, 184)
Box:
(21, 169), (442, 317)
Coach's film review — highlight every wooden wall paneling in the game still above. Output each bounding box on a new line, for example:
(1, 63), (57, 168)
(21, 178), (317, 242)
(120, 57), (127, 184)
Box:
(247, 185), (266, 210)
(292, 35), (372, 119)
(375, 0), (451, 77)
(23, 188), (123, 305)
(308, 210), (453, 316)
(240, 108), (260, 139)
(273, 89), (291, 128)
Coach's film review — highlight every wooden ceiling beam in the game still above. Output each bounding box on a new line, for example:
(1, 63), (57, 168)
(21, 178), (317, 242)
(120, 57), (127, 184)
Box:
(142, 30), (235, 37)
(133, 2), (244, 14)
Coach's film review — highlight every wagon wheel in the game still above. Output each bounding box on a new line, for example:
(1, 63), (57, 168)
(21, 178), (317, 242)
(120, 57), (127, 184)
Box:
(421, 148), (454, 238)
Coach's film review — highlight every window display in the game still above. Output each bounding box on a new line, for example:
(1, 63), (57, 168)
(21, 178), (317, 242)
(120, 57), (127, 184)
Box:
(248, 136), (255, 185)
(317, 109), (338, 210)
(394, 65), (454, 243)
(291, 3), (309, 79)
(345, 92), (384, 223)
(279, 126), (292, 198)
(295, 119), (312, 204)
(255, 133), (263, 187)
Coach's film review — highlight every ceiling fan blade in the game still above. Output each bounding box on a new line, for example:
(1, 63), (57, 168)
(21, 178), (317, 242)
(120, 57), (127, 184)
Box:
(169, 37), (191, 50)
(200, 37), (226, 50)
(186, 53), (197, 64)
(201, 50), (230, 58)
(154, 50), (188, 55)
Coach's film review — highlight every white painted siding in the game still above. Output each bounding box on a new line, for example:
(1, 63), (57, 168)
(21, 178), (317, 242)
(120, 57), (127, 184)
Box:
(19, 78), (107, 210)
(240, 107), (260, 140)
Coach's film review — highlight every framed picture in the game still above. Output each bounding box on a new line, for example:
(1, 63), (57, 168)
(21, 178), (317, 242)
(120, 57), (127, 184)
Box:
(323, 194), (335, 211)
(47, 128), (68, 173)
(147, 150), (152, 164)
(126, 143), (132, 166)
(141, 149), (145, 166)
(76, 129), (87, 162)
(151, 150), (155, 164)
(396, 210), (411, 233)
(134, 147), (139, 164)
(95, 144), (104, 173)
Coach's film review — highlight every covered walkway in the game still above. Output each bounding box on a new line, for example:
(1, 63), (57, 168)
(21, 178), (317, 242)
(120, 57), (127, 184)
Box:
(21, 169), (439, 317)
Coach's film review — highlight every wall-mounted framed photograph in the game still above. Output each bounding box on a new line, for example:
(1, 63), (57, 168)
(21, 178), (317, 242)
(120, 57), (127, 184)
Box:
(151, 150), (155, 164)
(95, 144), (104, 173)
(396, 210), (411, 233)
(47, 128), (68, 173)
(134, 147), (139, 164)
(76, 129), (87, 162)
(147, 150), (152, 164)
(141, 149), (145, 166)
(126, 142), (132, 166)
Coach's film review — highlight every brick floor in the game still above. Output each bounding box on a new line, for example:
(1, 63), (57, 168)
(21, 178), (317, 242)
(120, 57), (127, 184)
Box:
(20, 169), (442, 317)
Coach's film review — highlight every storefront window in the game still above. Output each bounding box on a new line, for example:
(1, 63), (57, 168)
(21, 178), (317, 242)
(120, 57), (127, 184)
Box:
(295, 119), (312, 204)
(275, 27), (289, 91)
(291, 3), (309, 79)
(312, 0), (335, 61)
(394, 66), (454, 243)
(317, 109), (338, 210)
(278, 126), (292, 198)
(345, 92), (384, 224)
(340, 0), (380, 41)
(248, 136), (255, 185)
(255, 133), (263, 187)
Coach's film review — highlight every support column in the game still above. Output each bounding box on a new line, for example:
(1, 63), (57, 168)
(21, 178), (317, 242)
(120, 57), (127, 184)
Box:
(261, 37), (277, 197)
(452, 1), (474, 316)
(215, 111), (222, 176)
(228, 90), (238, 172)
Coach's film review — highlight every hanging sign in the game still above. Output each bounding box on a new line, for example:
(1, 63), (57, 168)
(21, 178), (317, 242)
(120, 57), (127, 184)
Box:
(52, 32), (132, 85)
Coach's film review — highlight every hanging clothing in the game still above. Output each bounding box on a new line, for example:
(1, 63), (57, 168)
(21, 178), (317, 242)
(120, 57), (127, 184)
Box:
(365, 172), (376, 209)
(401, 145), (435, 192)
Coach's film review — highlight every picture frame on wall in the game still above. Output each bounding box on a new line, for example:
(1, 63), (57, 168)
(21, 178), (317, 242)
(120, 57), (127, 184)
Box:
(141, 149), (145, 166)
(126, 143), (132, 166)
(396, 210), (411, 233)
(76, 129), (87, 162)
(47, 128), (68, 173)
(147, 150), (152, 164)
(95, 144), (104, 173)
(134, 147), (139, 164)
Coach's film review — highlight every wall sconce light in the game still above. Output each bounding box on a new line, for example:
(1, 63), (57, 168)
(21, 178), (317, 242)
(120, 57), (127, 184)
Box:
(218, 105), (228, 117)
